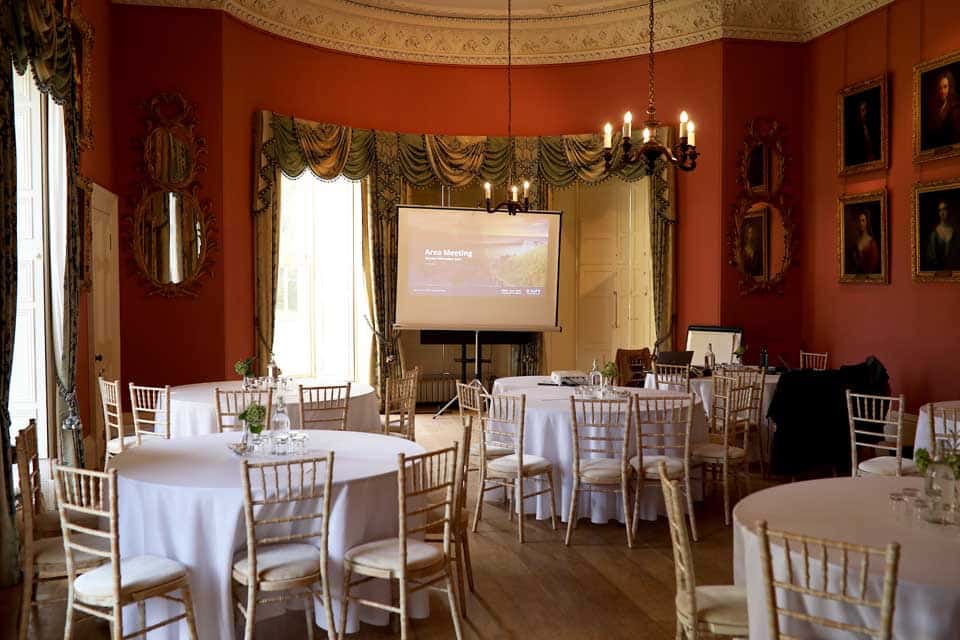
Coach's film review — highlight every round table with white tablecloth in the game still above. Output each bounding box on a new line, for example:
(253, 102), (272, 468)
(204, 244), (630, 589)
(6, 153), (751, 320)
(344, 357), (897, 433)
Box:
(914, 400), (960, 454)
(110, 431), (427, 639)
(167, 378), (379, 438)
(491, 376), (707, 525)
(643, 371), (780, 419)
(734, 477), (960, 640)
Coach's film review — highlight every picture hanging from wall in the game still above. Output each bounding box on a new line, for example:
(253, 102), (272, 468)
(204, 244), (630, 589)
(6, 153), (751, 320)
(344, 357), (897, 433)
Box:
(838, 189), (887, 284)
(838, 75), (887, 175)
(912, 179), (960, 282)
(741, 206), (768, 280)
(914, 50), (960, 163)
(745, 143), (770, 192)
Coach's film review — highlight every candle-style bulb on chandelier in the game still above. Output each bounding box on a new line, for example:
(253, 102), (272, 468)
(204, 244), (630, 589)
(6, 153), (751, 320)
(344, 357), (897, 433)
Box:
(602, 0), (700, 174)
(485, 0), (530, 214)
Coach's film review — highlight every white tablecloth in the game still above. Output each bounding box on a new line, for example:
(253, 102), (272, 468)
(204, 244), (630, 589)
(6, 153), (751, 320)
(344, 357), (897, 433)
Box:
(914, 400), (960, 453)
(110, 431), (427, 639)
(491, 376), (707, 525)
(168, 378), (379, 438)
(734, 477), (960, 639)
(643, 372), (780, 420)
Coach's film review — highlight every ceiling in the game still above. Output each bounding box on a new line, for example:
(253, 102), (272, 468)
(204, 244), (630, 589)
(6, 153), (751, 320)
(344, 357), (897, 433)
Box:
(114, 0), (894, 65)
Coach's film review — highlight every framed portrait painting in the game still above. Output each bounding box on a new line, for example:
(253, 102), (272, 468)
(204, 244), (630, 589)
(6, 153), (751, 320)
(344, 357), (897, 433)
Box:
(838, 190), (887, 284)
(838, 75), (887, 175)
(912, 179), (960, 282)
(914, 50), (960, 163)
(740, 206), (768, 280)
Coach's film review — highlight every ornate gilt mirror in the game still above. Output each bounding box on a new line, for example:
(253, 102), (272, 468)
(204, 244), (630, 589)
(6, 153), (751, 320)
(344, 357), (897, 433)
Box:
(729, 118), (796, 294)
(130, 93), (215, 296)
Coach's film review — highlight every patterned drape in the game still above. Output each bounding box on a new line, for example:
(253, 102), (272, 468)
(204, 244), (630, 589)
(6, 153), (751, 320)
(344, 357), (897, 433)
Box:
(253, 111), (678, 395)
(650, 130), (677, 353)
(1, 0), (84, 587)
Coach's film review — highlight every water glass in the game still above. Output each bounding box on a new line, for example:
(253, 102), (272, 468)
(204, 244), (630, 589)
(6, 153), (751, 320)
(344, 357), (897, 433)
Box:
(913, 498), (931, 525)
(271, 431), (291, 456)
(291, 431), (308, 454)
(889, 492), (906, 523)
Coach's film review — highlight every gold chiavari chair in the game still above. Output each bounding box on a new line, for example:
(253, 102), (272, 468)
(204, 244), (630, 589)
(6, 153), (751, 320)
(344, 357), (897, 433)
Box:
(472, 393), (557, 544)
(756, 520), (900, 640)
(661, 465), (747, 640)
(717, 365), (767, 477)
(632, 394), (700, 541)
(128, 383), (171, 444)
(930, 403), (960, 454)
(567, 396), (634, 548)
(653, 362), (692, 393)
(54, 465), (199, 640)
(340, 446), (464, 640)
(693, 375), (753, 525)
(233, 454), (336, 640)
(99, 377), (136, 468)
(799, 350), (829, 370)
(215, 388), (273, 433)
(383, 368), (419, 440)
(847, 391), (918, 477)
(299, 383), (351, 431)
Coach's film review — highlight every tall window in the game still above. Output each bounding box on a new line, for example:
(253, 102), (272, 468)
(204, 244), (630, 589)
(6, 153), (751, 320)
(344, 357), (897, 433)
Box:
(273, 174), (371, 382)
(8, 65), (68, 454)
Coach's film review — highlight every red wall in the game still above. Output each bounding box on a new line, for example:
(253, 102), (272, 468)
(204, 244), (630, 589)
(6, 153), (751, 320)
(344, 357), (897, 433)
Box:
(801, 0), (960, 408)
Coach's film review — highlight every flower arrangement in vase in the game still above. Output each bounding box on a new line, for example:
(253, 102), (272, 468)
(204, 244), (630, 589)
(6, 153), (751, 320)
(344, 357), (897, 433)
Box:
(239, 402), (267, 449)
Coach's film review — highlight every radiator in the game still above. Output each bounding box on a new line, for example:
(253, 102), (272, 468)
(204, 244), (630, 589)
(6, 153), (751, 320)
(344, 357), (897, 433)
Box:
(417, 373), (458, 403)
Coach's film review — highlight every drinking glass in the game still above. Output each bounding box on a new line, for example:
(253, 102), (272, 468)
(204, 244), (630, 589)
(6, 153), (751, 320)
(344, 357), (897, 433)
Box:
(889, 492), (906, 523)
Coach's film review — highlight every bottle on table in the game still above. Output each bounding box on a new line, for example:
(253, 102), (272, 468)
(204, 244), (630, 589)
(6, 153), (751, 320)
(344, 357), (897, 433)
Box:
(589, 359), (601, 387)
(271, 394), (292, 454)
(704, 343), (716, 374)
(759, 345), (769, 370)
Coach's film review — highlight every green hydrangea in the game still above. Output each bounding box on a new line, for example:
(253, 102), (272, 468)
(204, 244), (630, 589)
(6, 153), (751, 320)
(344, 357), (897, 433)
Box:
(234, 357), (255, 377)
(239, 402), (266, 434)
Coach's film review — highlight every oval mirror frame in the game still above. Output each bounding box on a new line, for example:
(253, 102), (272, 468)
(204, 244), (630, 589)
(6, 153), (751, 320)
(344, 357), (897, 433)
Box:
(129, 92), (216, 297)
(729, 118), (796, 294)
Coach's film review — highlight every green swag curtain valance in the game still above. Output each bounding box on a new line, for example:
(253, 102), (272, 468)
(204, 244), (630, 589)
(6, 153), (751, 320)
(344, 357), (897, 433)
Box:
(1, 0), (84, 587)
(252, 111), (676, 396)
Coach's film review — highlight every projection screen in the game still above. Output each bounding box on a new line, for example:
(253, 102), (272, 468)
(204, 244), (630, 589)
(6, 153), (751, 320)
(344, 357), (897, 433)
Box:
(395, 206), (562, 331)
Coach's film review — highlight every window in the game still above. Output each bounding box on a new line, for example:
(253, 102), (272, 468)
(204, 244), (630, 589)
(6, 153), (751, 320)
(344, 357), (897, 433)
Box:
(8, 65), (69, 454)
(273, 174), (371, 382)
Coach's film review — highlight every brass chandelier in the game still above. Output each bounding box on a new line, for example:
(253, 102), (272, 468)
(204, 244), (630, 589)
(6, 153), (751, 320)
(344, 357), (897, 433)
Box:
(602, 0), (700, 174)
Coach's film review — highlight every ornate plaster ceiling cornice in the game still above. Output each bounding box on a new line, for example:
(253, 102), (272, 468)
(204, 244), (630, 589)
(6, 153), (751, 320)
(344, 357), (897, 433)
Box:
(112, 0), (895, 65)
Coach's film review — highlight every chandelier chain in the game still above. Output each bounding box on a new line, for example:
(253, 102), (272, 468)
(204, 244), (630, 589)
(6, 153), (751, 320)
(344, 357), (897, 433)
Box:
(507, 0), (514, 185)
(647, 0), (655, 119)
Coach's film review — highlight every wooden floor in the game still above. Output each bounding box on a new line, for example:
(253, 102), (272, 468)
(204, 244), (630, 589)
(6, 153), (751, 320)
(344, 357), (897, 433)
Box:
(1, 412), (762, 640)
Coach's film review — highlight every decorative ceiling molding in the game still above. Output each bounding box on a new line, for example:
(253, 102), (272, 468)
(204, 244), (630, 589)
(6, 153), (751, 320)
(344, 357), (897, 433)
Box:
(113, 0), (895, 65)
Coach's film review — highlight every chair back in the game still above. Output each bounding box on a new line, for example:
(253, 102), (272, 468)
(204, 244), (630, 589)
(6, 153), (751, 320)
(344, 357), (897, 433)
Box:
(398, 445), (459, 562)
(616, 348), (652, 387)
(717, 366), (766, 427)
(709, 375), (753, 449)
(457, 381), (486, 467)
(756, 520), (899, 640)
(931, 403), (960, 454)
(634, 394), (694, 470)
(846, 392), (906, 476)
(240, 453), (335, 582)
(98, 377), (126, 450)
(658, 467), (698, 621)
(128, 383), (171, 443)
(800, 350), (829, 370)
(53, 465), (117, 593)
(15, 420), (45, 543)
(569, 397), (632, 476)
(299, 383), (351, 431)
(653, 362), (691, 393)
(215, 388), (274, 433)
(477, 393), (524, 464)
(384, 368), (419, 438)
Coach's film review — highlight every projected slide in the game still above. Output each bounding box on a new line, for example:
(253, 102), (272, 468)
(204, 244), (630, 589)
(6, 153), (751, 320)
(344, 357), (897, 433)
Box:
(407, 214), (550, 298)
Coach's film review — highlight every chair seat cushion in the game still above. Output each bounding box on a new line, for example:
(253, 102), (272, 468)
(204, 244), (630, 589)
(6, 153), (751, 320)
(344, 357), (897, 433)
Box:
(676, 585), (749, 634)
(487, 454), (551, 476)
(629, 455), (685, 479)
(74, 555), (186, 606)
(577, 458), (624, 484)
(33, 534), (108, 572)
(233, 543), (323, 584)
(344, 538), (444, 573)
(692, 443), (746, 461)
(858, 456), (920, 477)
(474, 444), (513, 459)
(106, 435), (139, 454)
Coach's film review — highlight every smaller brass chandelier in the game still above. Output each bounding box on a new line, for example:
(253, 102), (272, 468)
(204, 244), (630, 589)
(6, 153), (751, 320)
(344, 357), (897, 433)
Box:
(603, 0), (700, 174)
(485, 0), (530, 215)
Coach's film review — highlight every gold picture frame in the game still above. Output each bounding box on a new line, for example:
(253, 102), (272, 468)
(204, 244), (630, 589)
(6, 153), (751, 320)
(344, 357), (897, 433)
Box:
(913, 49), (960, 164)
(838, 75), (888, 176)
(70, 7), (95, 151)
(838, 189), (887, 284)
(912, 179), (960, 282)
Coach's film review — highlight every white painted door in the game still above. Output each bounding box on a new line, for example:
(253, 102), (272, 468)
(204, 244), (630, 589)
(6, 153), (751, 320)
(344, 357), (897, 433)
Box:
(9, 66), (49, 453)
(88, 184), (120, 460)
